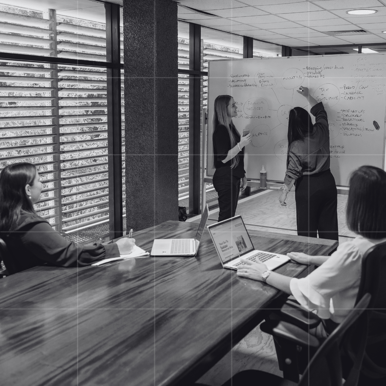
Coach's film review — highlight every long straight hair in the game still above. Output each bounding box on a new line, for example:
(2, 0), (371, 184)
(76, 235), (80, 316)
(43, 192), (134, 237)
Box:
(287, 107), (313, 167)
(0, 162), (37, 232)
(213, 95), (239, 169)
(346, 165), (386, 239)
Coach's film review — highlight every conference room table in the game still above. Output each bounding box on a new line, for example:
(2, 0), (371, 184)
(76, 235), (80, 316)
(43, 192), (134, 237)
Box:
(0, 220), (338, 386)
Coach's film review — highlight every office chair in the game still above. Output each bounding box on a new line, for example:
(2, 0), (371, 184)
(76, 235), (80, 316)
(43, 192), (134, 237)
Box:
(0, 237), (17, 276)
(220, 292), (371, 386)
(260, 241), (386, 383)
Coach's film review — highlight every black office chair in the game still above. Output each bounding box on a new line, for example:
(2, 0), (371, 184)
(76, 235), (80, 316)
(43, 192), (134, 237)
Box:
(260, 241), (386, 383)
(0, 237), (16, 276)
(220, 292), (371, 386)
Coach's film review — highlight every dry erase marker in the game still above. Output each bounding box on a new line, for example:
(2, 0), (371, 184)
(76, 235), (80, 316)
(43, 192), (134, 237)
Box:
(373, 121), (380, 130)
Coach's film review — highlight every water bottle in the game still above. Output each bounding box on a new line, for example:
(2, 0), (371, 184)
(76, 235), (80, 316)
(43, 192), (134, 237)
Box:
(260, 165), (267, 189)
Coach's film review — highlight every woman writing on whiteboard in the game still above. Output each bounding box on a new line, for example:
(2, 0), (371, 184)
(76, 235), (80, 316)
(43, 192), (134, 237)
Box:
(279, 86), (338, 240)
(212, 95), (252, 221)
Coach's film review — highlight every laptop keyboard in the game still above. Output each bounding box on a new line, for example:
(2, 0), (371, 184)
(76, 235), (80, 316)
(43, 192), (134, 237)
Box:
(234, 251), (276, 267)
(171, 239), (191, 254)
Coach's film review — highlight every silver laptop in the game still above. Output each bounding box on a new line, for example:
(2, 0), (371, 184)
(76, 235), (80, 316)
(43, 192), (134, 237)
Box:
(151, 204), (209, 257)
(207, 215), (290, 271)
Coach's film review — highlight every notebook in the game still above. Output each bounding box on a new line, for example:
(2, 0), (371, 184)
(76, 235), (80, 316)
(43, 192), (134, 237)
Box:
(92, 245), (149, 266)
(150, 204), (209, 257)
(207, 215), (290, 271)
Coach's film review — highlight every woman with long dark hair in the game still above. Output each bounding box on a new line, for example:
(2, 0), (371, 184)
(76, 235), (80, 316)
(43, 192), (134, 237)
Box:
(238, 165), (386, 337)
(0, 162), (134, 274)
(212, 95), (251, 221)
(279, 86), (338, 240)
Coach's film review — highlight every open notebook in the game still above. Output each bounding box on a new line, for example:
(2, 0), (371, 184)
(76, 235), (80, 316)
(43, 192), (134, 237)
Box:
(92, 245), (149, 266)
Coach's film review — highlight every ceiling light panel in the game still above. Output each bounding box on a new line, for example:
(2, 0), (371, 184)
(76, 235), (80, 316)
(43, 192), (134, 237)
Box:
(257, 2), (323, 14)
(208, 7), (267, 18)
(332, 9), (386, 19)
(313, 0), (382, 11)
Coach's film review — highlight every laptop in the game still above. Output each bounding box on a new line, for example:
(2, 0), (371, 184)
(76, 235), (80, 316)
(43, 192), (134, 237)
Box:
(207, 215), (290, 271)
(150, 204), (209, 257)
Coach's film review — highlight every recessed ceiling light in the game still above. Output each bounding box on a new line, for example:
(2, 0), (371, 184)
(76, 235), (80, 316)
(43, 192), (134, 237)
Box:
(383, 31), (386, 34)
(353, 48), (379, 54)
(347, 9), (377, 15)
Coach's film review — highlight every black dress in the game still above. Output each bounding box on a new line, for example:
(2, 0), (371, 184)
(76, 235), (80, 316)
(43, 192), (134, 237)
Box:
(212, 123), (245, 222)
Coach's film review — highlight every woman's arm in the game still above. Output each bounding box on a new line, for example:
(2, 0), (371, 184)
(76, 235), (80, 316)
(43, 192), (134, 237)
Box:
(221, 133), (251, 163)
(287, 252), (329, 266)
(236, 259), (292, 294)
(21, 222), (123, 267)
(298, 86), (318, 107)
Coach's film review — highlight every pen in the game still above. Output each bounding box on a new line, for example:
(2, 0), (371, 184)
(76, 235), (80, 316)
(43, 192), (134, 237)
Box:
(128, 229), (133, 238)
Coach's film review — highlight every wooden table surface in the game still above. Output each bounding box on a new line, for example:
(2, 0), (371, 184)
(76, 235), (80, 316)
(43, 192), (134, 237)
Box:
(0, 221), (338, 386)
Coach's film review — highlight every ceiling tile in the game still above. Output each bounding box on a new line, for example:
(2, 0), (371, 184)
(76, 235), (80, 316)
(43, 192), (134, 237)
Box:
(280, 10), (339, 21)
(257, 2), (322, 14)
(295, 18), (353, 27)
(209, 6), (267, 18)
(240, 0), (309, 5)
(296, 36), (353, 45)
(358, 23), (386, 32)
(256, 21), (305, 29)
(312, 0), (383, 11)
(246, 31), (287, 38)
(178, 13), (223, 20)
(261, 37), (310, 46)
(337, 34), (386, 44)
(176, 0), (247, 10)
(217, 24), (262, 32)
(196, 19), (244, 26)
(229, 14), (290, 23)
(269, 28), (328, 38)
(177, 6), (198, 15)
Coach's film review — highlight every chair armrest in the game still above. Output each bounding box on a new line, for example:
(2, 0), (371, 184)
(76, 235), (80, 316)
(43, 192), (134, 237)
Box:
(280, 301), (321, 329)
(260, 320), (321, 349)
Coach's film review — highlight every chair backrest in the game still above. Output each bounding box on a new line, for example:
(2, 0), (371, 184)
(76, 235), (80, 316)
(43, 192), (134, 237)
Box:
(0, 237), (17, 275)
(355, 241), (386, 309)
(299, 293), (371, 386)
(353, 241), (386, 379)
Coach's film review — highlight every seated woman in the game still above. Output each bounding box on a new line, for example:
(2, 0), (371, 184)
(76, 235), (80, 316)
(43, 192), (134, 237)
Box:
(0, 162), (134, 274)
(237, 165), (386, 337)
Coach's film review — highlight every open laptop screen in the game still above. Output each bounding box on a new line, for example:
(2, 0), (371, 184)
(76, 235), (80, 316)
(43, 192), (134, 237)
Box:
(195, 204), (209, 242)
(208, 216), (254, 264)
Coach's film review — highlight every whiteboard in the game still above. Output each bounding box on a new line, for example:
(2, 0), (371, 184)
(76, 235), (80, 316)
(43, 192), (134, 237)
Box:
(207, 54), (386, 186)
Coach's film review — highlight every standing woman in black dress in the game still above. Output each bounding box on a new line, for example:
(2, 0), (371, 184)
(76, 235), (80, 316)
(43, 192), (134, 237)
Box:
(279, 86), (338, 240)
(212, 95), (251, 222)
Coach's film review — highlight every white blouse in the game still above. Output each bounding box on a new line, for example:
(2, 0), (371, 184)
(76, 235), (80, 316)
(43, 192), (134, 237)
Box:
(290, 236), (386, 323)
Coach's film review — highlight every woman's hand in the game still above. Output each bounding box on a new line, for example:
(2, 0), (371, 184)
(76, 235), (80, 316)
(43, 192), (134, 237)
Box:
(239, 133), (252, 148)
(240, 176), (248, 190)
(116, 237), (136, 255)
(297, 86), (310, 97)
(279, 190), (287, 206)
(236, 258), (268, 281)
(287, 252), (312, 265)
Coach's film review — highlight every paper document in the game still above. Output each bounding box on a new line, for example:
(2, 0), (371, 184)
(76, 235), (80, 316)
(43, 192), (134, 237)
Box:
(92, 245), (149, 266)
